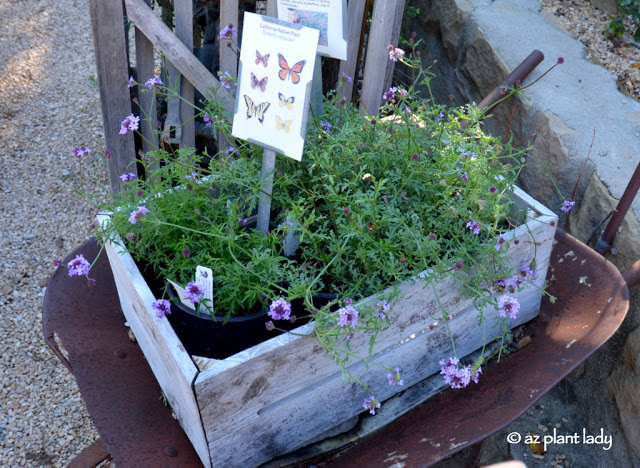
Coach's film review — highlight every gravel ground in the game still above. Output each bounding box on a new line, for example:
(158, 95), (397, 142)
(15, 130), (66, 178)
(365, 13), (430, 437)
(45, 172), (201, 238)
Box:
(0, 0), (107, 466)
(1, 1), (639, 467)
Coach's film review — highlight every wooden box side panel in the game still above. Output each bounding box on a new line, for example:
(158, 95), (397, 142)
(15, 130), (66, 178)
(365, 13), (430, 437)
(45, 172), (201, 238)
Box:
(194, 206), (556, 435)
(204, 279), (542, 467)
(103, 234), (211, 468)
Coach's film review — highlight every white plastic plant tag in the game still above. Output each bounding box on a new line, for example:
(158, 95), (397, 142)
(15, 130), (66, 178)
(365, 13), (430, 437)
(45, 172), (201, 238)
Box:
(196, 265), (214, 315)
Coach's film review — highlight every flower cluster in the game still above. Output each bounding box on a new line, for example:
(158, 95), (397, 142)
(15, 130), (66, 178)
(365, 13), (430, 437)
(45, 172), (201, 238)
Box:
(152, 299), (172, 318)
(128, 206), (149, 224)
(439, 357), (482, 389)
(362, 395), (381, 415)
(388, 45), (405, 62)
(560, 199), (575, 213)
(219, 24), (237, 40)
(119, 114), (140, 135)
(67, 254), (90, 277)
(268, 298), (292, 321)
(184, 281), (205, 304)
(72, 145), (91, 158)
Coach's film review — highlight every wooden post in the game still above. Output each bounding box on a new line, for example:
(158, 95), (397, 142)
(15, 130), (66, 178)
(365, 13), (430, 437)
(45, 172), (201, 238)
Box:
(218, 0), (239, 155)
(89, 0), (136, 193)
(174, 0), (195, 148)
(338, 0), (367, 102)
(360, 0), (405, 116)
(256, 0), (278, 235)
(134, 0), (158, 173)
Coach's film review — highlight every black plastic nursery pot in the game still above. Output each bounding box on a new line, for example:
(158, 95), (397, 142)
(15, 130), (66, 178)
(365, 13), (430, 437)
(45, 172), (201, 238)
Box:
(165, 286), (337, 359)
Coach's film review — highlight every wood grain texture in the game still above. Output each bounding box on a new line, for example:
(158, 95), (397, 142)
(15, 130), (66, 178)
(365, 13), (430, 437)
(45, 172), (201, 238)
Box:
(338, 0), (367, 101)
(99, 216), (211, 468)
(360, 0), (403, 115)
(218, 0), (239, 157)
(88, 0), (136, 192)
(134, 0), (158, 160)
(174, 0), (195, 148)
(124, 0), (234, 119)
(382, 0), (406, 95)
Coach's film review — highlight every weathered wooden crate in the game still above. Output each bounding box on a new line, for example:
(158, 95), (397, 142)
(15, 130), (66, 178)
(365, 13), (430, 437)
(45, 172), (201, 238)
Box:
(98, 186), (557, 468)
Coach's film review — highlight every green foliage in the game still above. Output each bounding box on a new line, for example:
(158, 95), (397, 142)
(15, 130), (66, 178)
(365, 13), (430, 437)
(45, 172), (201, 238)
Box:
(608, 0), (640, 41)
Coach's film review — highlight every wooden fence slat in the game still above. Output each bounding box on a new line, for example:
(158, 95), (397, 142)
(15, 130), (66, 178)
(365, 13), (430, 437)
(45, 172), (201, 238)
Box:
(89, 0), (137, 192)
(174, 0), (195, 148)
(218, 0), (239, 155)
(339, 0), (367, 101)
(360, 0), (404, 115)
(383, 0), (406, 95)
(124, 0), (234, 120)
(134, 0), (158, 160)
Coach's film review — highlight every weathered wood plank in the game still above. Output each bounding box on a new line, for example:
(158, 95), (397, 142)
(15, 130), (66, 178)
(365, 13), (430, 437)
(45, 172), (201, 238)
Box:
(124, 0), (235, 119)
(382, 0), (406, 95)
(360, 0), (403, 115)
(99, 215), (211, 468)
(194, 202), (557, 450)
(201, 254), (548, 467)
(174, 0), (195, 148)
(88, 0), (136, 192)
(338, 0), (367, 101)
(134, 0), (158, 161)
(218, 0), (239, 155)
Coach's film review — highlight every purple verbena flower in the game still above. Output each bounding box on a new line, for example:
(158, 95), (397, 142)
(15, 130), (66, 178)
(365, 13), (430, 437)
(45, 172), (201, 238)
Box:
(128, 206), (149, 224)
(72, 145), (92, 158)
(461, 172), (468, 181)
(265, 320), (275, 331)
(268, 298), (292, 320)
(382, 87), (397, 101)
(557, 56), (565, 64)
(185, 281), (205, 304)
(466, 220), (480, 235)
(226, 146), (237, 156)
(145, 76), (164, 89)
(321, 121), (332, 132)
(152, 299), (172, 318)
(397, 89), (408, 98)
(128, 76), (135, 88)
(182, 248), (191, 257)
(439, 357), (471, 389)
(560, 200), (575, 213)
(53, 258), (62, 267)
(67, 254), (90, 277)
(494, 234), (506, 251)
(489, 185), (497, 194)
(218, 72), (233, 90)
(219, 24), (237, 40)
(337, 305), (359, 328)
(203, 113), (214, 126)
(341, 72), (353, 84)
(119, 172), (137, 182)
(375, 300), (390, 319)
(87, 278), (96, 287)
(363, 395), (381, 415)
(471, 366), (482, 384)
(497, 295), (520, 319)
(388, 46), (405, 62)
(387, 367), (404, 386)
(119, 114), (140, 134)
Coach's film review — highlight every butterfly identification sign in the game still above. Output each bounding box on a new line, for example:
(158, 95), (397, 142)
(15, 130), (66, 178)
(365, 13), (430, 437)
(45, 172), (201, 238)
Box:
(275, 0), (347, 60)
(231, 12), (319, 161)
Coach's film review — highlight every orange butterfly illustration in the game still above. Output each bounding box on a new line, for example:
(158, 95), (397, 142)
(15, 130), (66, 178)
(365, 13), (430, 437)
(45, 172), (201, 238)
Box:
(277, 53), (306, 84)
(250, 72), (268, 92)
(255, 50), (270, 67)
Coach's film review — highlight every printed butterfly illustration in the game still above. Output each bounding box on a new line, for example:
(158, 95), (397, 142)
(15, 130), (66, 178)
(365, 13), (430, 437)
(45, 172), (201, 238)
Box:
(244, 95), (270, 124)
(255, 50), (270, 67)
(278, 92), (295, 110)
(250, 72), (268, 92)
(278, 53), (306, 84)
(275, 115), (293, 133)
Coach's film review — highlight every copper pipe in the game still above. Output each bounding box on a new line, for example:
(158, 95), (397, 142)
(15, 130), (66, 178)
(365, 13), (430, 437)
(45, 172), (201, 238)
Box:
(477, 49), (545, 111)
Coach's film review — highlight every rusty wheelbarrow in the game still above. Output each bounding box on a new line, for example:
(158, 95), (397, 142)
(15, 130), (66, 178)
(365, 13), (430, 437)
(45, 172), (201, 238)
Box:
(42, 229), (629, 467)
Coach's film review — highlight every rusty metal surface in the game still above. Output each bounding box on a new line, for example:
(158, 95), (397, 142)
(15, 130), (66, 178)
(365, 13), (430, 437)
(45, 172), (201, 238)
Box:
(66, 438), (111, 468)
(330, 229), (629, 467)
(477, 49), (545, 112)
(42, 238), (203, 467)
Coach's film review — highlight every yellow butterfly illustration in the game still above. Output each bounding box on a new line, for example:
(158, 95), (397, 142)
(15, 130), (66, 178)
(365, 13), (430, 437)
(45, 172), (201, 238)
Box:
(278, 92), (295, 110)
(244, 95), (270, 124)
(276, 115), (293, 133)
